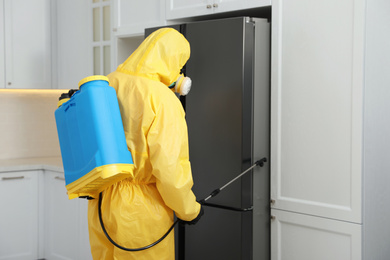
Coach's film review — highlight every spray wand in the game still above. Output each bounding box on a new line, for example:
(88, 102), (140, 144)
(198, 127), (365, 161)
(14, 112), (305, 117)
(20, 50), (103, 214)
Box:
(199, 158), (267, 204)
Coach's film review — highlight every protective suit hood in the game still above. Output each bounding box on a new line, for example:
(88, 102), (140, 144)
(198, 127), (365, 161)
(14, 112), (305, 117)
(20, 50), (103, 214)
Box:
(116, 28), (190, 87)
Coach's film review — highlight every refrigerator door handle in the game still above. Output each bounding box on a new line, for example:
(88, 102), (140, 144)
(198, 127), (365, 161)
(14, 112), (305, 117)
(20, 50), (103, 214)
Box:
(202, 202), (253, 212)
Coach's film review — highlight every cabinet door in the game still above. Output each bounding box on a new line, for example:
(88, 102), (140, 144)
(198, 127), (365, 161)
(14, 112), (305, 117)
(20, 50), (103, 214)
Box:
(166, 0), (213, 20)
(270, 0), (365, 223)
(166, 0), (271, 20)
(44, 171), (92, 260)
(0, 171), (39, 260)
(4, 0), (51, 89)
(78, 198), (93, 260)
(271, 209), (361, 260)
(114, 0), (166, 36)
(55, 0), (92, 89)
(215, 0), (271, 13)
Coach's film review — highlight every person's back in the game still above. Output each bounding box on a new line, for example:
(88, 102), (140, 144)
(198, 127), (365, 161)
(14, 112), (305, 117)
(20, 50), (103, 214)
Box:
(87, 28), (203, 260)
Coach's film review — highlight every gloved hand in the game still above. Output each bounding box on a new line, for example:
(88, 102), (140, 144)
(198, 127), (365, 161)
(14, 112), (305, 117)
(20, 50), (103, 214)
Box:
(179, 205), (204, 225)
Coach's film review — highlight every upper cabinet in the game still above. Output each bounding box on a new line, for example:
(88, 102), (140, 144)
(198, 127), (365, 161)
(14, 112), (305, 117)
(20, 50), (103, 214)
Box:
(166, 0), (214, 19)
(54, 0), (92, 89)
(2, 0), (52, 89)
(0, 0), (92, 89)
(112, 0), (166, 36)
(111, 0), (166, 69)
(166, 0), (271, 20)
(91, 0), (112, 76)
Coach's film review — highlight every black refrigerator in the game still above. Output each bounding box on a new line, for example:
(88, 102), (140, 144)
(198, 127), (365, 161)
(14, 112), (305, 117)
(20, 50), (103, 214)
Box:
(146, 17), (270, 260)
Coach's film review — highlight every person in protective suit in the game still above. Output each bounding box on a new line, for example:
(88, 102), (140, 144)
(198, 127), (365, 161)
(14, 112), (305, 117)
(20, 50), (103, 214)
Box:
(87, 28), (203, 260)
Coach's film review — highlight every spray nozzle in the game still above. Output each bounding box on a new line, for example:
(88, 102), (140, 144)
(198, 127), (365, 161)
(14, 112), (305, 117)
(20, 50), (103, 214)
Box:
(255, 158), (267, 167)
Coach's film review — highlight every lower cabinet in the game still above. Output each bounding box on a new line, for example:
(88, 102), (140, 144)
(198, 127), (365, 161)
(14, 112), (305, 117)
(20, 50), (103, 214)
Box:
(0, 171), (39, 260)
(0, 169), (92, 260)
(271, 209), (362, 260)
(44, 170), (92, 260)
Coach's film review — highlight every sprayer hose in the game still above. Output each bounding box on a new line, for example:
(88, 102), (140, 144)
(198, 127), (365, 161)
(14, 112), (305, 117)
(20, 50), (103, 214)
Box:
(98, 192), (178, 251)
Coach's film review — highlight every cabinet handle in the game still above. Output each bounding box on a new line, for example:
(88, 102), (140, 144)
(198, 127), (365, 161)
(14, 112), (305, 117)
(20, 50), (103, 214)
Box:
(2, 176), (24, 181)
(7, 82), (11, 86)
(55, 176), (65, 181)
(206, 4), (212, 8)
(213, 3), (218, 7)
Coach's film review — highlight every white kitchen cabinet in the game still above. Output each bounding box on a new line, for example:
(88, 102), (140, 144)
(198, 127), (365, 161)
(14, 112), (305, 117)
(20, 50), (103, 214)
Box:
(92, 0), (112, 75)
(111, 0), (166, 70)
(0, 169), (92, 260)
(3, 0), (52, 89)
(271, 209), (362, 260)
(43, 170), (92, 260)
(271, 0), (390, 259)
(0, 171), (40, 260)
(53, 0), (92, 89)
(270, 0), (364, 223)
(166, 0), (271, 20)
(166, 0), (213, 19)
(112, 0), (166, 37)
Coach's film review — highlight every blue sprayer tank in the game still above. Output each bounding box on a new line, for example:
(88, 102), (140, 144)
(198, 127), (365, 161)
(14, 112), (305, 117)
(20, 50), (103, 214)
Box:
(55, 75), (134, 199)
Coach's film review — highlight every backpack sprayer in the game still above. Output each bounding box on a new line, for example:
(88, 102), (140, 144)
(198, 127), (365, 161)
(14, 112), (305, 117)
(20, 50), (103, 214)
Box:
(55, 76), (134, 200)
(55, 75), (267, 251)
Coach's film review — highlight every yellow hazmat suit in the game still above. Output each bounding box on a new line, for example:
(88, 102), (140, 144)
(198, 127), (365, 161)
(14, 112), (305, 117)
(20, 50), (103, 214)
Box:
(88, 28), (202, 260)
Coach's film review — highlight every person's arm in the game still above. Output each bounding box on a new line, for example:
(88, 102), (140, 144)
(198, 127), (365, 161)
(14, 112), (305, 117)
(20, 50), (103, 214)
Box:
(147, 95), (201, 221)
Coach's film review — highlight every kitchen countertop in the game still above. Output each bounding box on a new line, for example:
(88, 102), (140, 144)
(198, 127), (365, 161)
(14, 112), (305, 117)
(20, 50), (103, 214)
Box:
(0, 157), (64, 173)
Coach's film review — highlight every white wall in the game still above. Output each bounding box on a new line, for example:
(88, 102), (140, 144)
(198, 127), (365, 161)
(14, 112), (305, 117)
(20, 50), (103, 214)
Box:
(0, 90), (64, 160)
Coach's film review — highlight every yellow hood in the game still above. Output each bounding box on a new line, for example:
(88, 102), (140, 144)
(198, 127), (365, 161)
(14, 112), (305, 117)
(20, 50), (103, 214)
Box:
(116, 28), (190, 86)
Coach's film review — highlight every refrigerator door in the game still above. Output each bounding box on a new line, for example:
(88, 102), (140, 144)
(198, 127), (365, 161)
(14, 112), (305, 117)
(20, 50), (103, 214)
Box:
(184, 17), (256, 260)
